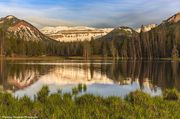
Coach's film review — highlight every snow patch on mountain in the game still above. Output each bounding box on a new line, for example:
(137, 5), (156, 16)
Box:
(8, 24), (43, 41)
(0, 15), (51, 42)
(41, 26), (113, 42)
(166, 12), (180, 23)
(6, 15), (16, 20)
(136, 24), (157, 33)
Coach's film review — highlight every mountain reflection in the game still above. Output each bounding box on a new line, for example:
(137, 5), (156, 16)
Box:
(0, 60), (180, 96)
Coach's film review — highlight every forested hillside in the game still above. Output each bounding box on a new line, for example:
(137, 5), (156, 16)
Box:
(0, 13), (180, 59)
(139, 14), (180, 59)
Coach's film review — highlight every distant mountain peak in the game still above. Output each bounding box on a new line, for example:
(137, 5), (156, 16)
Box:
(166, 12), (180, 23)
(0, 15), (20, 28)
(99, 26), (138, 41)
(116, 26), (130, 29)
(135, 24), (157, 33)
(115, 26), (134, 33)
(0, 15), (52, 42)
(41, 26), (113, 42)
(5, 15), (17, 20)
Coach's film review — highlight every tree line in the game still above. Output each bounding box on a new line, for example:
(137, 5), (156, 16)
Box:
(1, 21), (180, 59)
(2, 32), (138, 59)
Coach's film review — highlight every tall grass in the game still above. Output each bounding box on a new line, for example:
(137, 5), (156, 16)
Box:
(0, 86), (180, 119)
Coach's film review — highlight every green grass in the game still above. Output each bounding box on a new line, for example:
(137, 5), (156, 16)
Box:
(0, 87), (180, 119)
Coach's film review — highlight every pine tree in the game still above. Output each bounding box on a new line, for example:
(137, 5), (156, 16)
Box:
(172, 45), (179, 59)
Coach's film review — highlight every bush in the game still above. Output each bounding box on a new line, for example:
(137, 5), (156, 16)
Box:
(72, 87), (79, 95)
(163, 88), (179, 100)
(37, 86), (49, 103)
(125, 90), (152, 105)
(78, 84), (83, 92)
(83, 84), (87, 92)
(75, 94), (104, 105)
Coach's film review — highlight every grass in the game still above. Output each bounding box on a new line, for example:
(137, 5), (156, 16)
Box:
(0, 86), (180, 119)
(72, 84), (87, 95)
(163, 88), (179, 100)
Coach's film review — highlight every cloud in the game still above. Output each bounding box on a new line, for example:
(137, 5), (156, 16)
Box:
(0, 0), (179, 28)
(0, 1), (77, 28)
(84, 0), (180, 28)
(26, 16), (76, 28)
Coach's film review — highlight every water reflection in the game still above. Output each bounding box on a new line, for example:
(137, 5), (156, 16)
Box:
(0, 60), (180, 98)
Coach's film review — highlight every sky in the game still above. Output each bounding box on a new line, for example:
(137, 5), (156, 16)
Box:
(0, 0), (180, 28)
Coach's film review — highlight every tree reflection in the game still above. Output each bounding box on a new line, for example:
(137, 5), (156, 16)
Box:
(102, 60), (180, 91)
(0, 60), (180, 93)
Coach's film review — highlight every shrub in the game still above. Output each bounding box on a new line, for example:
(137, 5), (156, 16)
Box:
(72, 87), (79, 95)
(83, 84), (87, 92)
(57, 89), (62, 94)
(125, 90), (152, 106)
(78, 84), (83, 92)
(37, 86), (49, 103)
(75, 94), (104, 105)
(163, 88), (179, 100)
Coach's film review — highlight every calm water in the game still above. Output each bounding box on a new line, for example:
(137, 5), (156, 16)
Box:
(0, 60), (179, 98)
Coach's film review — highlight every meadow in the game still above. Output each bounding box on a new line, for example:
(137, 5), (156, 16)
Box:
(0, 85), (180, 119)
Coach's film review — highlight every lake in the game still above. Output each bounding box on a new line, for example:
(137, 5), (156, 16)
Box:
(0, 59), (179, 99)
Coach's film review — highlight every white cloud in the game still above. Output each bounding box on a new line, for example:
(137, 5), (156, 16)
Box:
(0, 0), (180, 28)
(0, 1), (76, 28)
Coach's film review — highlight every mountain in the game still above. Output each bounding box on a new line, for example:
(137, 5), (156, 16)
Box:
(166, 12), (180, 23)
(0, 15), (52, 41)
(100, 26), (138, 40)
(41, 26), (113, 42)
(91, 26), (141, 58)
(0, 15), (59, 57)
(138, 12), (180, 59)
(136, 24), (157, 33)
(96, 12), (180, 59)
(1, 13), (180, 59)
